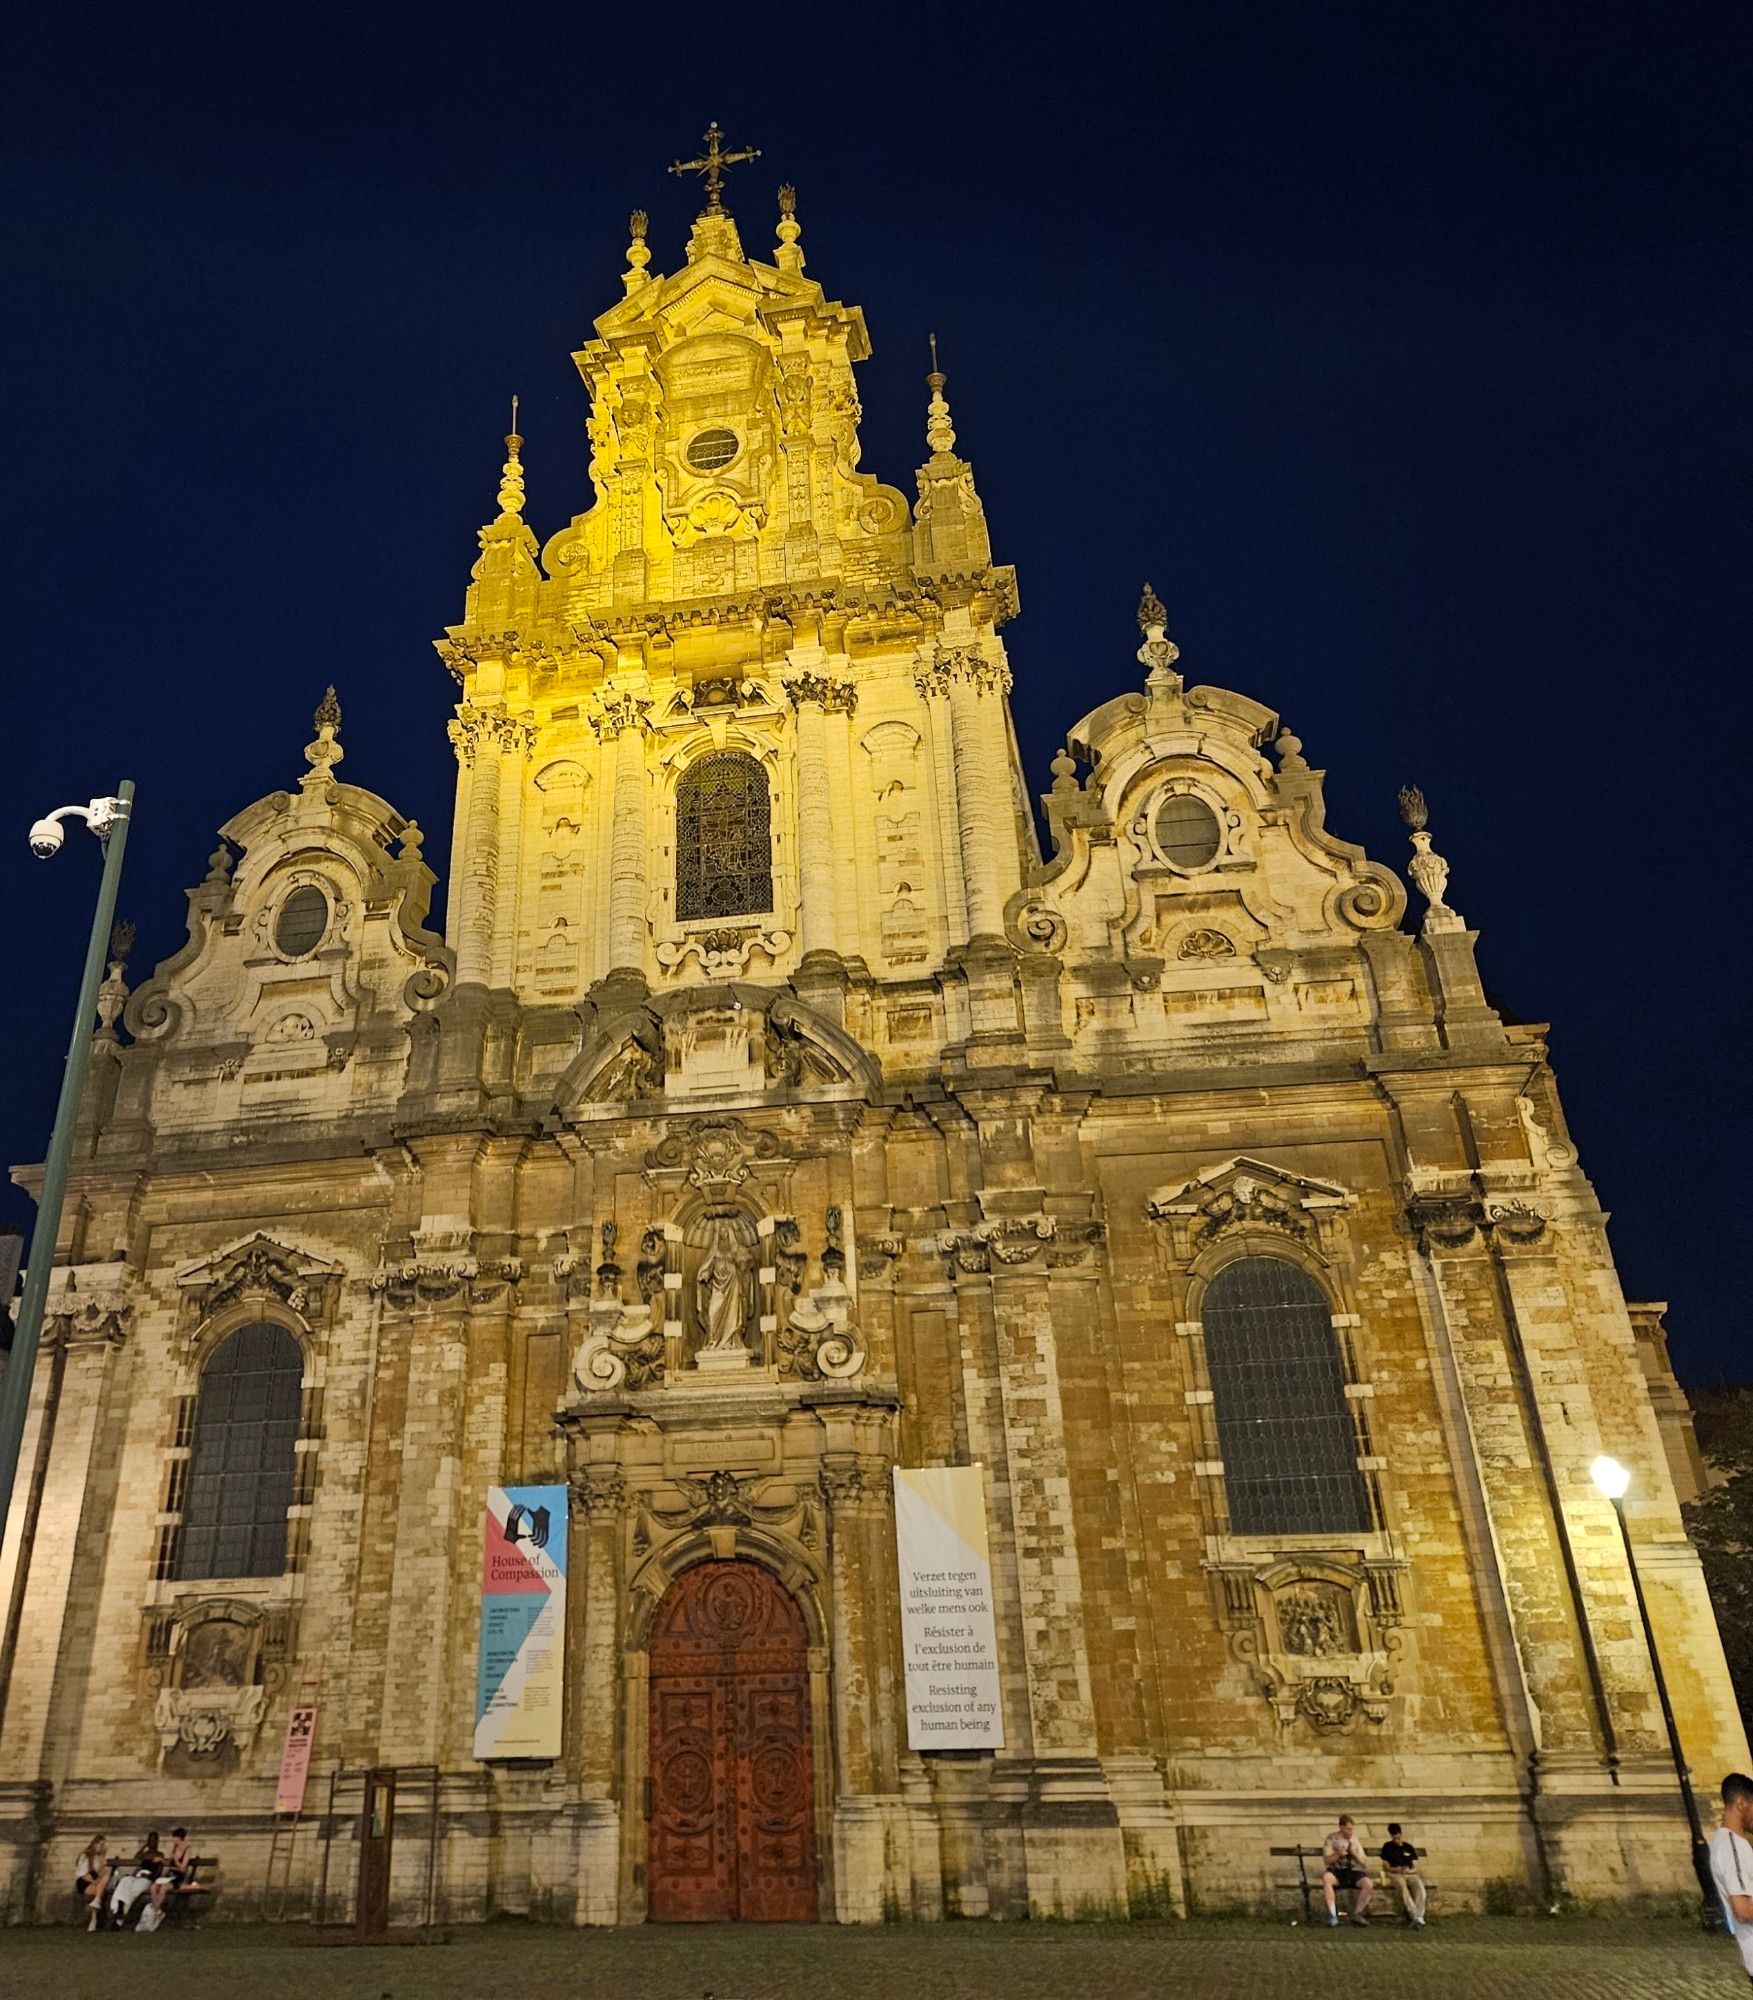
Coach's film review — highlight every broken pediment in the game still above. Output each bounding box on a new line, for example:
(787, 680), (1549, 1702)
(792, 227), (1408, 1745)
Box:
(176, 1232), (343, 1329)
(1146, 1157), (1354, 1260)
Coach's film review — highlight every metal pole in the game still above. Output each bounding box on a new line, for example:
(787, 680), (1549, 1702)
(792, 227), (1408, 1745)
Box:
(0, 781), (135, 1557)
(1611, 1494), (1722, 1929)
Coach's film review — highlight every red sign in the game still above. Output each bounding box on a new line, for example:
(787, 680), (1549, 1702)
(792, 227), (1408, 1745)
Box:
(274, 1703), (317, 1815)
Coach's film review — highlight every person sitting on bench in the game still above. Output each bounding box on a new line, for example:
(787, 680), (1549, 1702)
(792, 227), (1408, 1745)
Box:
(1321, 1814), (1375, 1926)
(75, 1836), (113, 1931)
(1379, 1821), (1427, 1927)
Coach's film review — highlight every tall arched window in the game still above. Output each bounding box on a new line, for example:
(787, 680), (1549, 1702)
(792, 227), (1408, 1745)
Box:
(675, 752), (773, 921)
(1201, 1256), (1370, 1536)
(174, 1322), (304, 1580)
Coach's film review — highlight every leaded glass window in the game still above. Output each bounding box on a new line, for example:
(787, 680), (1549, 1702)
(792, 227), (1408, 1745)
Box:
(1201, 1256), (1370, 1536)
(1154, 794), (1221, 870)
(173, 1322), (303, 1581)
(675, 752), (773, 921)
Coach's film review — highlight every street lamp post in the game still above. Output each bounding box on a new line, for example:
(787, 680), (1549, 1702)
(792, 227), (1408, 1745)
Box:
(1590, 1453), (1721, 1929)
(0, 784), (136, 1556)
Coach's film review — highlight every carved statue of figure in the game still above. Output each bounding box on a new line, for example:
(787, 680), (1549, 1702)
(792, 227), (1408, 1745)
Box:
(694, 1214), (753, 1352)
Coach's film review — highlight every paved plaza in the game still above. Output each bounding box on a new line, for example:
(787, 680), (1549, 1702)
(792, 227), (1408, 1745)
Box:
(0, 1918), (1745, 2000)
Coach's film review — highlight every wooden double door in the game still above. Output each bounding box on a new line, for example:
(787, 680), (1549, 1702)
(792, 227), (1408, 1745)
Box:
(647, 1560), (818, 1922)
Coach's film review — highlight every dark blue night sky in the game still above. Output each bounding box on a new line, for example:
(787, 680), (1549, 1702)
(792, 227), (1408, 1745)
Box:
(2, 3), (1746, 1381)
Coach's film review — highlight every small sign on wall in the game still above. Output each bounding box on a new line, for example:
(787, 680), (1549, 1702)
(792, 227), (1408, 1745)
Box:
(274, 1703), (317, 1814)
(473, 1484), (567, 1760)
(893, 1464), (1005, 1749)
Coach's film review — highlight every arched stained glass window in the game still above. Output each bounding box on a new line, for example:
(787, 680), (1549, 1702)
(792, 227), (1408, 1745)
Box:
(675, 752), (773, 921)
(1201, 1256), (1371, 1536)
(174, 1322), (304, 1580)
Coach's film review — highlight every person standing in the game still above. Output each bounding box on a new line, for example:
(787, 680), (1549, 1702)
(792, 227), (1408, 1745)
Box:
(1320, 1813), (1375, 1926)
(1713, 1772), (1753, 1988)
(1378, 1821), (1427, 1927)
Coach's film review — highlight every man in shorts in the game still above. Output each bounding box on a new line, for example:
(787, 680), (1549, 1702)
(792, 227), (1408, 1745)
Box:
(1713, 1772), (1753, 1987)
(1321, 1813), (1375, 1926)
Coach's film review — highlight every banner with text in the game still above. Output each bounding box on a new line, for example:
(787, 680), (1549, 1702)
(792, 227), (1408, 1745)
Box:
(273, 1703), (317, 1815)
(473, 1484), (567, 1760)
(893, 1464), (1004, 1749)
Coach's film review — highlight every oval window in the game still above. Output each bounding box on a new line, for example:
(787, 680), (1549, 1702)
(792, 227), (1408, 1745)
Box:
(1154, 794), (1222, 871)
(274, 885), (329, 958)
(686, 427), (739, 473)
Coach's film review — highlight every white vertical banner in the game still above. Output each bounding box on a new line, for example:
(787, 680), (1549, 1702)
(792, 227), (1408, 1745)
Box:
(893, 1464), (1005, 1749)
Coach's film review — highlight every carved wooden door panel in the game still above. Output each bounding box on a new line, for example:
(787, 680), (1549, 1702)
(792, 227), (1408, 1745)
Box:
(734, 1674), (816, 1921)
(648, 1676), (735, 1921)
(648, 1561), (817, 1923)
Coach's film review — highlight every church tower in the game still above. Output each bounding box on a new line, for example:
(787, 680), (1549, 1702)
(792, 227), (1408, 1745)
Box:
(438, 133), (1029, 1019)
(1, 136), (1743, 1933)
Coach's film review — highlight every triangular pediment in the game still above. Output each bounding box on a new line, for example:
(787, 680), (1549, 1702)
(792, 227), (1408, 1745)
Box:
(1147, 1157), (1353, 1217)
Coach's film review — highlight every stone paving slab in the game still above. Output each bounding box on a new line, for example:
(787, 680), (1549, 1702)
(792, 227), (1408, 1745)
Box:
(0, 1917), (1743, 2000)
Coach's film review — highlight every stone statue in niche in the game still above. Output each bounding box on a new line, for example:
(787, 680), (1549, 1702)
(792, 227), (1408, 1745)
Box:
(694, 1212), (754, 1353)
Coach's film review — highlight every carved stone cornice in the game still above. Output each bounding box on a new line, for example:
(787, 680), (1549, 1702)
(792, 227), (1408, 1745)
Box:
(368, 1251), (523, 1308)
(782, 671), (858, 714)
(818, 1458), (870, 1507)
(570, 1465), (628, 1517)
(1405, 1189), (1548, 1254)
(45, 1261), (134, 1351)
(855, 1234), (905, 1277)
(434, 629), (518, 684)
(913, 642), (1012, 701)
(588, 690), (653, 740)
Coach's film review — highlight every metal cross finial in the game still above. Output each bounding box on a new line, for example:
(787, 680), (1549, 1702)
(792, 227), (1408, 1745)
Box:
(669, 122), (761, 216)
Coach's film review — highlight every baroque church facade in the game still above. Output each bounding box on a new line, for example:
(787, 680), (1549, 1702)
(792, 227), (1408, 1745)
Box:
(1, 156), (1744, 1926)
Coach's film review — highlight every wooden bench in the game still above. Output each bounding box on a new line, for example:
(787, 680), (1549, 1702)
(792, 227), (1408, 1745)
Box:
(161, 1854), (219, 1927)
(1270, 1844), (1428, 1923)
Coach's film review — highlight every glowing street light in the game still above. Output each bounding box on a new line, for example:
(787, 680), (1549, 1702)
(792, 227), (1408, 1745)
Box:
(1592, 1452), (1721, 1928)
(0, 783), (135, 1721)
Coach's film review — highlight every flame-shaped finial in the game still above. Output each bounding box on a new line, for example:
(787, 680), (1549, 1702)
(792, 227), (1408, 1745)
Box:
(775, 183), (804, 274)
(1135, 582), (1182, 690)
(305, 686), (345, 783)
(1399, 784), (1463, 931)
(623, 209), (651, 293)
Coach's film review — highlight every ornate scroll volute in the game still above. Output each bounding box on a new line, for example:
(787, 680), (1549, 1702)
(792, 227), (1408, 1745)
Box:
(562, 1216), (666, 1398)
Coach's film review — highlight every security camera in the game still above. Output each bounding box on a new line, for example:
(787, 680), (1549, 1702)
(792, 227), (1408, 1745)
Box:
(28, 817), (65, 859)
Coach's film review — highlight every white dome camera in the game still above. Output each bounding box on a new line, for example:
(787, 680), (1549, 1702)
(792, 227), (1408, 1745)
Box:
(27, 816), (65, 859)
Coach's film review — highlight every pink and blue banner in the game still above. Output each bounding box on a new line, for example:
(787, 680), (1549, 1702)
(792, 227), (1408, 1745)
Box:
(473, 1484), (567, 1760)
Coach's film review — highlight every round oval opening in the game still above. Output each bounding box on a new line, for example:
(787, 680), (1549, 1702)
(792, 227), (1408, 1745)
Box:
(274, 885), (330, 958)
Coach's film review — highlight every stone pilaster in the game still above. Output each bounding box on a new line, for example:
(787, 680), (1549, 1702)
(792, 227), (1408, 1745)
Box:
(448, 706), (504, 987)
(918, 642), (1015, 943)
(490, 713), (536, 988)
(783, 671), (847, 961)
(567, 1461), (626, 1925)
(592, 690), (651, 981)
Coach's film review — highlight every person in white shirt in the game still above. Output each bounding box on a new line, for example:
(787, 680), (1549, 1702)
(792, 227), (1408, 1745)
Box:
(1319, 1813), (1375, 1926)
(1713, 1772), (1753, 1987)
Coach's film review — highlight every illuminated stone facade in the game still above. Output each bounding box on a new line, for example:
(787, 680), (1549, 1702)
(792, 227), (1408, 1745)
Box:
(1, 167), (1744, 1926)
